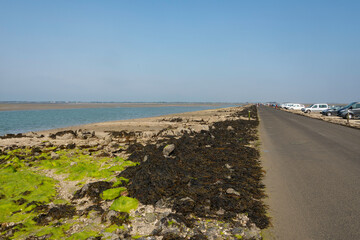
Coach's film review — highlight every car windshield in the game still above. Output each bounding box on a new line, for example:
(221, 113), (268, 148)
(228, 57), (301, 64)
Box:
(309, 104), (314, 108)
(344, 102), (357, 108)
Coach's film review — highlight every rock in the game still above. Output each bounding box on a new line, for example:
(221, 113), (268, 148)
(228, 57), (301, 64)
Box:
(26, 132), (37, 137)
(144, 213), (157, 223)
(243, 227), (261, 240)
(136, 237), (157, 240)
(155, 199), (169, 209)
(32, 147), (42, 154)
(96, 151), (110, 158)
(102, 232), (120, 240)
(110, 142), (120, 149)
(105, 210), (119, 221)
(73, 181), (113, 201)
(216, 208), (225, 215)
(225, 164), (232, 169)
(50, 152), (60, 160)
(142, 131), (155, 138)
(235, 214), (250, 227)
(77, 129), (95, 139)
(227, 126), (234, 131)
(104, 135), (113, 144)
(231, 227), (244, 236)
(163, 144), (175, 157)
(59, 133), (75, 140)
(226, 188), (240, 196)
(66, 143), (76, 149)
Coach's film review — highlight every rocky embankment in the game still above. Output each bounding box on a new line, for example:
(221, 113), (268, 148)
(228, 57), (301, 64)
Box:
(0, 105), (269, 240)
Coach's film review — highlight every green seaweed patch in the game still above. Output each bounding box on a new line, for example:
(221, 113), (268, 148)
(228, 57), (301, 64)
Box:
(109, 196), (139, 213)
(36, 151), (137, 181)
(235, 234), (243, 239)
(0, 167), (57, 223)
(113, 177), (129, 187)
(67, 230), (101, 240)
(104, 224), (124, 233)
(101, 187), (127, 200)
(34, 223), (73, 239)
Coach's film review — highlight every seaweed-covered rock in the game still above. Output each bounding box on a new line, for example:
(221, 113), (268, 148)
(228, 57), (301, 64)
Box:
(33, 204), (76, 225)
(121, 106), (269, 229)
(73, 181), (114, 202)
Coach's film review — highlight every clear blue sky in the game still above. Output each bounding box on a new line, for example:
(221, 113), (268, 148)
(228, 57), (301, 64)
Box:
(0, 0), (359, 103)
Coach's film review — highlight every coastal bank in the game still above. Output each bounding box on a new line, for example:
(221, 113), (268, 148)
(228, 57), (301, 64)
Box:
(0, 105), (269, 240)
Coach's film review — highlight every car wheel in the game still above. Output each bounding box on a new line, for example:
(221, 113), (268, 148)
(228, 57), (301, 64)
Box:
(348, 113), (353, 119)
(327, 112), (331, 116)
(306, 110), (310, 113)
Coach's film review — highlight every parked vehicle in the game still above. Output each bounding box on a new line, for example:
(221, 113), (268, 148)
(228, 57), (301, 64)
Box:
(301, 103), (329, 113)
(340, 102), (360, 119)
(321, 106), (342, 116)
(288, 103), (305, 110)
(281, 103), (295, 109)
(337, 102), (359, 116)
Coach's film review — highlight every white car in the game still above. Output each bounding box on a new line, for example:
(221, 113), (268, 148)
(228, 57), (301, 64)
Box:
(281, 103), (294, 109)
(301, 103), (329, 113)
(288, 103), (305, 110)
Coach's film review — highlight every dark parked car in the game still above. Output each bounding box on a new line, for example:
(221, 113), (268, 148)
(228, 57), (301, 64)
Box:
(340, 102), (360, 119)
(321, 106), (342, 116)
(337, 102), (358, 116)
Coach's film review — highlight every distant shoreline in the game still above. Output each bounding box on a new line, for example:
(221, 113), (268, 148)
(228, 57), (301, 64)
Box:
(0, 102), (233, 112)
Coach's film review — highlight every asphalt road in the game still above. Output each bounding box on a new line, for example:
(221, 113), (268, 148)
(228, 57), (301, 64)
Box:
(258, 106), (360, 240)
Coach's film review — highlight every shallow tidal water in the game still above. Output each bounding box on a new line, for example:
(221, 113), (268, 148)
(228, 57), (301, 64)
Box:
(0, 106), (230, 136)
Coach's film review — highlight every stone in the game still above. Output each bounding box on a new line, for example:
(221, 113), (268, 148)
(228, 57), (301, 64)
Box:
(26, 132), (37, 137)
(227, 126), (234, 131)
(102, 232), (120, 240)
(144, 213), (157, 223)
(66, 143), (76, 149)
(226, 188), (240, 196)
(59, 133), (74, 140)
(231, 227), (244, 236)
(216, 208), (225, 215)
(105, 210), (118, 221)
(225, 164), (232, 169)
(243, 228), (261, 240)
(163, 144), (175, 157)
(50, 152), (60, 160)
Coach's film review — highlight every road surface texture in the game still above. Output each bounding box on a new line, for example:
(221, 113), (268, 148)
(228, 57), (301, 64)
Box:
(258, 106), (360, 240)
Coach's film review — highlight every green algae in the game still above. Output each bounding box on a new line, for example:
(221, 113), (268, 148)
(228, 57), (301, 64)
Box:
(104, 224), (124, 233)
(67, 230), (100, 240)
(0, 167), (57, 223)
(34, 223), (73, 239)
(36, 151), (137, 181)
(101, 187), (127, 200)
(113, 177), (130, 187)
(109, 196), (138, 213)
(0, 147), (137, 239)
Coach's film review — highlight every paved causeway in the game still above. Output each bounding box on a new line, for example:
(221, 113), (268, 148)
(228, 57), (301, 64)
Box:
(258, 106), (360, 239)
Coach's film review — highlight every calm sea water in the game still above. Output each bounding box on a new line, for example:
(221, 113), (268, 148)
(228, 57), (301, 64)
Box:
(0, 106), (230, 136)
